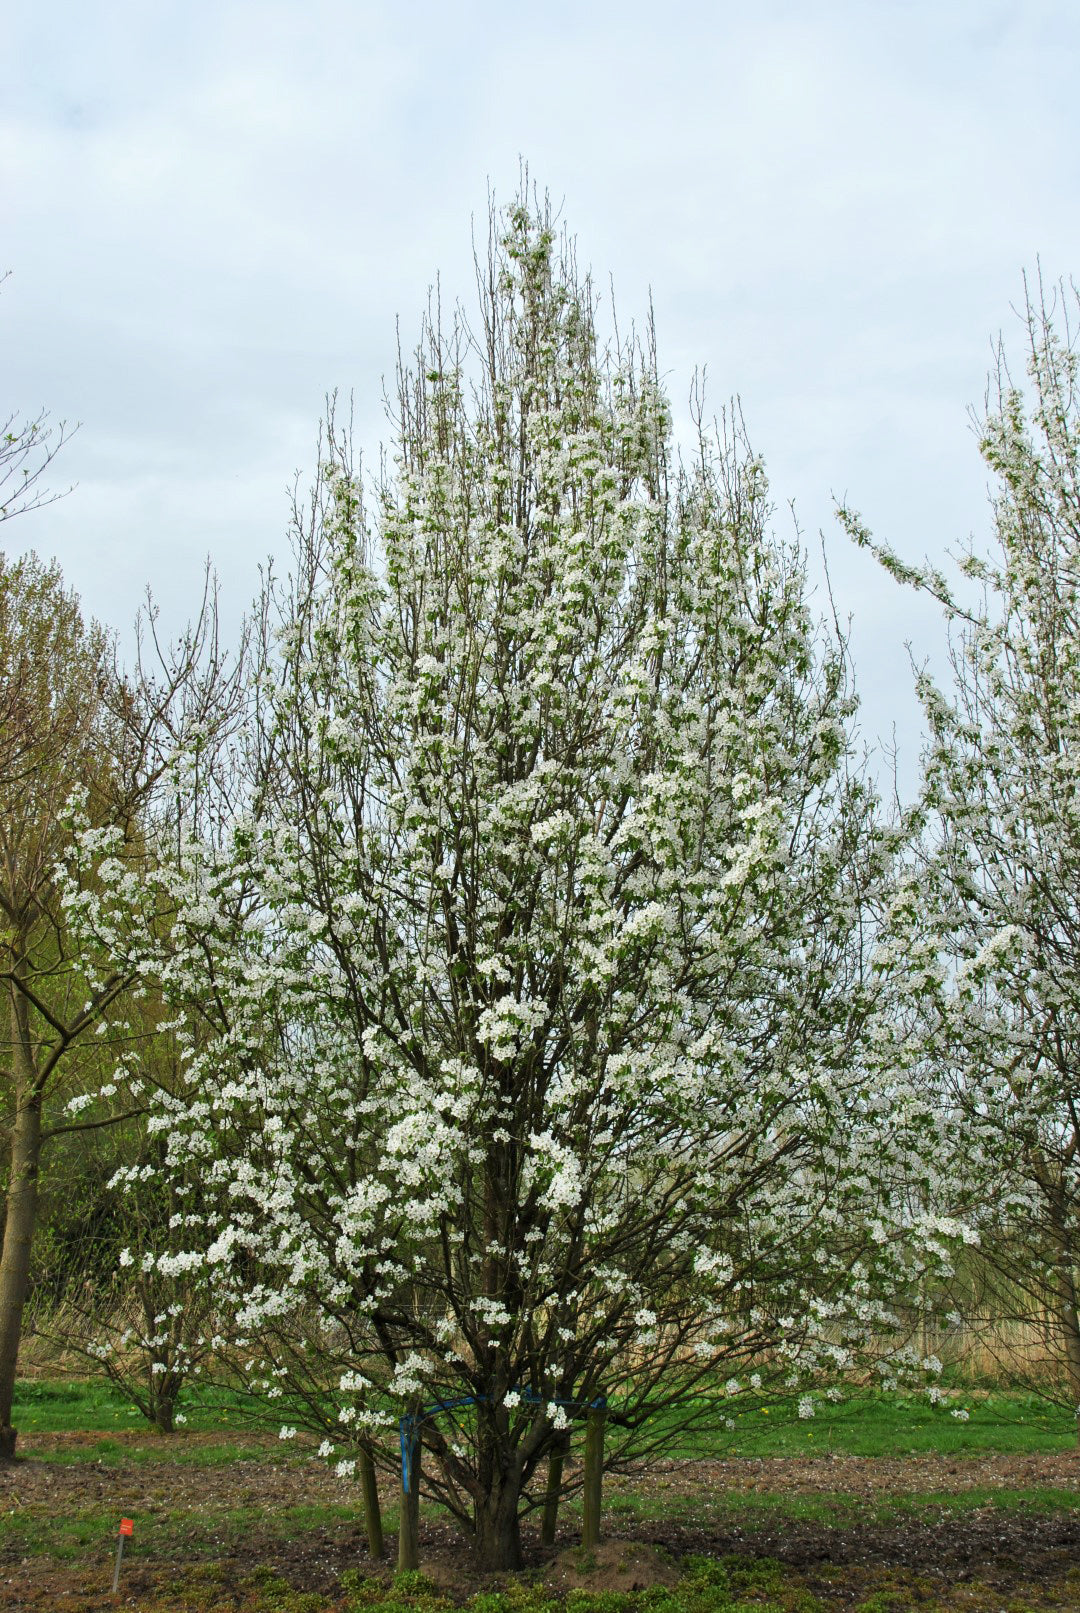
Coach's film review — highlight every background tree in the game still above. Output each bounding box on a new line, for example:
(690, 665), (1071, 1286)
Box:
(0, 550), (244, 1458)
(32, 1031), (217, 1434)
(842, 274), (1080, 1415)
(0, 553), (139, 1459)
(0, 272), (75, 528)
(83, 197), (946, 1567)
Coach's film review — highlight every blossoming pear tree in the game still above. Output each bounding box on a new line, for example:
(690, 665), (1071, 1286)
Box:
(842, 275), (1080, 1415)
(77, 198), (943, 1567)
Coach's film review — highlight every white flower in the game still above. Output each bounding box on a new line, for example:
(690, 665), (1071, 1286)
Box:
(503, 1390), (521, 1409)
(279, 1426), (297, 1440)
(318, 1440), (334, 1458)
(118, 1248), (134, 1268)
(335, 1459), (356, 1478)
(951, 1408), (970, 1421)
(797, 1396), (815, 1420)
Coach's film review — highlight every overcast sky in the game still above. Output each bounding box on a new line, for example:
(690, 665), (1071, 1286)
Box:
(4, 0), (1079, 792)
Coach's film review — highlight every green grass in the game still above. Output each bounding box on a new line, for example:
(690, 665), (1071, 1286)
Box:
(635, 1388), (1077, 1460)
(120, 1561), (832, 1613)
(0, 1498), (361, 1562)
(14, 1378), (1078, 1459)
(12, 1375), (260, 1434)
(30, 1433), (284, 1465)
(13, 1374), (141, 1430)
(599, 1481), (1080, 1533)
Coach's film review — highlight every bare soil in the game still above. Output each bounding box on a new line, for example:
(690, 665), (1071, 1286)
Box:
(1, 1434), (1078, 1609)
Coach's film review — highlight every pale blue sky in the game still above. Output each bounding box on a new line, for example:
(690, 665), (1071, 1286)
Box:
(4, 0), (1079, 788)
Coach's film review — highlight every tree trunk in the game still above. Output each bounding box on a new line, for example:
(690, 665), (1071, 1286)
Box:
(474, 1474), (524, 1572)
(151, 1392), (176, 1434)
(541, 1435), (569, 1547)
(1054, 1270), (1080, 1440)
(360, 1443), (384, 1558)
(0, 991), (43, 1460)
(1044, 1184), (1080, 1440)
(397, 1418), (421, 1572)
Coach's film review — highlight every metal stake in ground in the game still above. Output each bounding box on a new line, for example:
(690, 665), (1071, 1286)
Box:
(112, 1517), (134, 1595)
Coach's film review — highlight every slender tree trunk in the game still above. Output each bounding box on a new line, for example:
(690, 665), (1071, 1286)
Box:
(1044, 1182), (1080, 1441)
(151, 1389), (176, 1434)
(541, 1434), (569, 1547)
(0, 990), (43, 1460)
(1054, 1269), (1080, 1441)
(360, 1443), (384, 1558)
(141, 1288), (179, 1434)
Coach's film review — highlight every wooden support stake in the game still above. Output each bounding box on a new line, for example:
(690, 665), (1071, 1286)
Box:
(581, 1403), (605, 1550)
(360, 1443), (384, 1559)
(541, 1435), (568, 1547)
(397, 1417), (421, 1573)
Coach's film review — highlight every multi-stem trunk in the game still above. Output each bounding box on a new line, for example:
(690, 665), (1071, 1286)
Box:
(0, 987), (43, 1459)
(474, 1468), (524, 1571)
(468, 1393), (527, 1571)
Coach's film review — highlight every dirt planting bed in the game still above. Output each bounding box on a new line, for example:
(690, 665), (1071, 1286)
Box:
(1, 1436), (1078, 1608)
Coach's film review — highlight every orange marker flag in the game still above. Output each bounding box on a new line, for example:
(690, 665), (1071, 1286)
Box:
(112, 1517), (134, 1593)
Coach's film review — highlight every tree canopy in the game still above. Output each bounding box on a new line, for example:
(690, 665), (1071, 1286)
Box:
(72, 199), (950, 1565)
